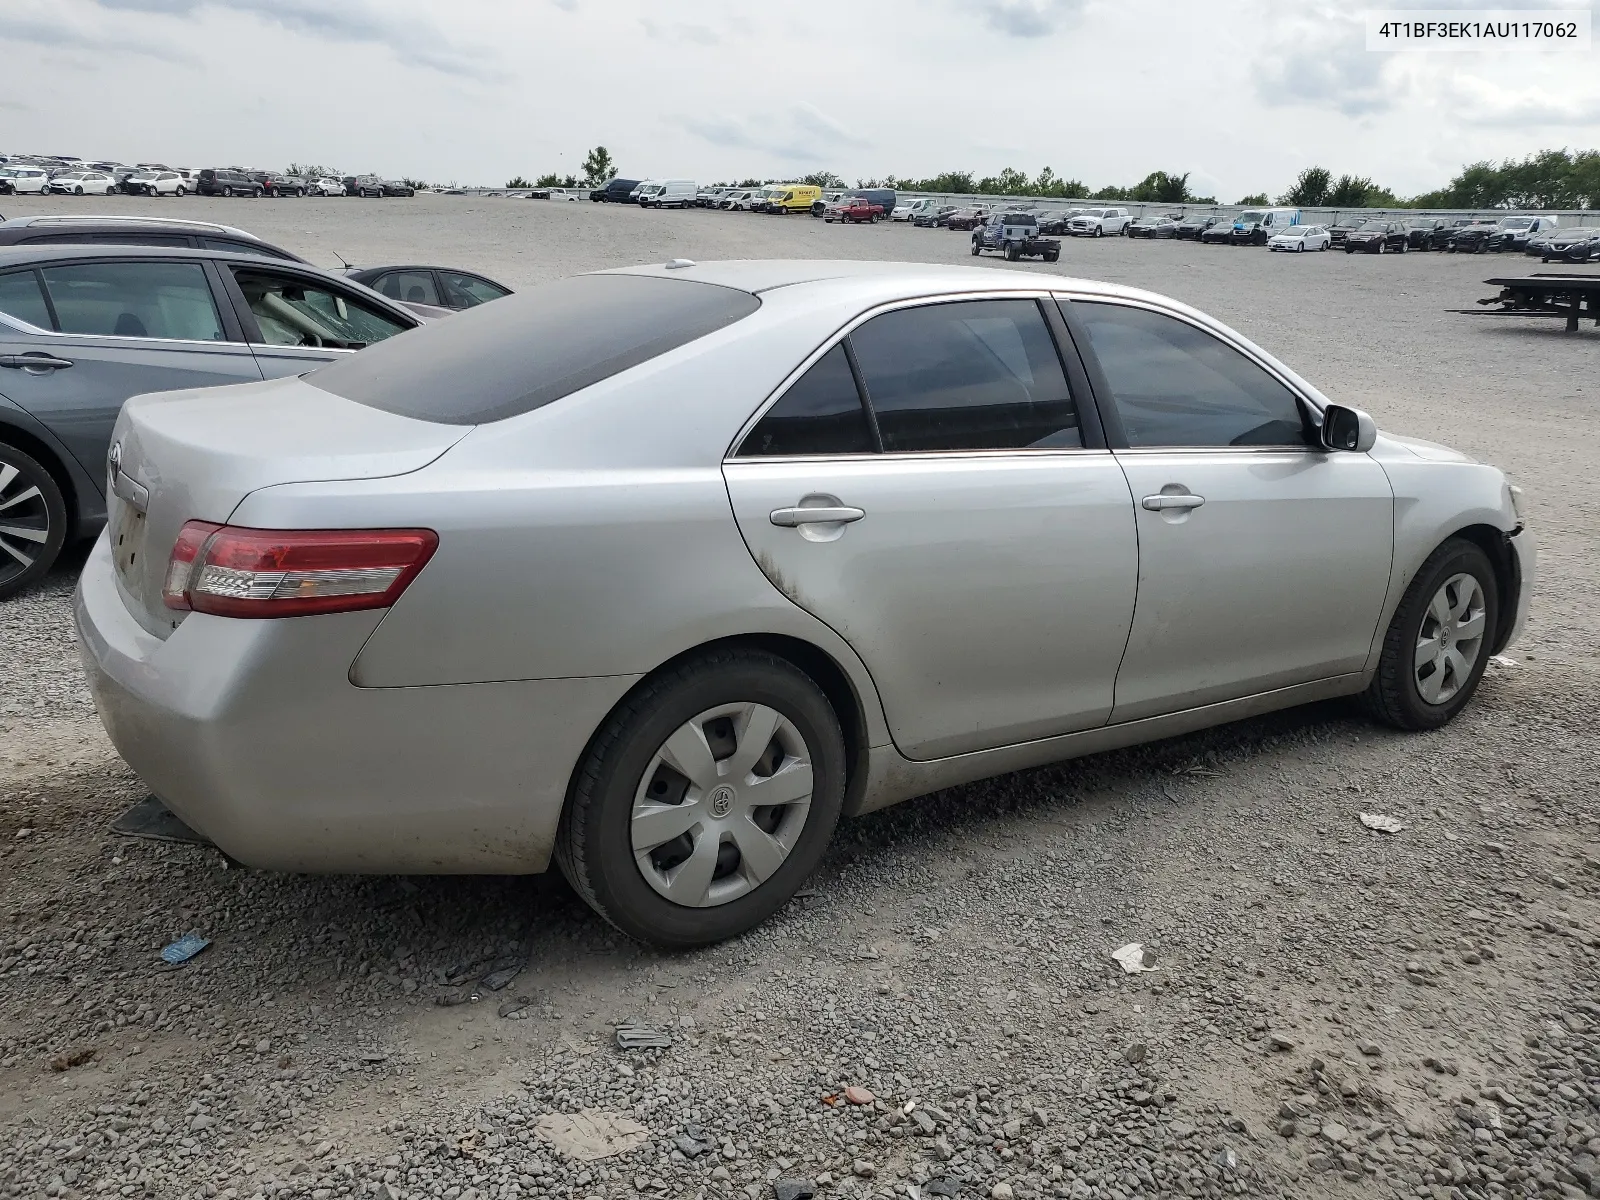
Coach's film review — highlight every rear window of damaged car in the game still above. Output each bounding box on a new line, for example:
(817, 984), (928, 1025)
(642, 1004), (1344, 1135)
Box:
(305, 274), (761, 425)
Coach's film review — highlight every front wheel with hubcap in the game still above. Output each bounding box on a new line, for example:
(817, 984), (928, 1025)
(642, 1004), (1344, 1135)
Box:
(556, 650), (846, 947)
(0, 443), (67, 600)
(1362, 538), (1499, 731)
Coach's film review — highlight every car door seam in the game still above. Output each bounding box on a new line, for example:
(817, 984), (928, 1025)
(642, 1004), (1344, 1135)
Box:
(716, 463), (903, 755)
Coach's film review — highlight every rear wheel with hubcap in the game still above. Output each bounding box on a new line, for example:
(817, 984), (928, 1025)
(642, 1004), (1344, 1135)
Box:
(556, 650), (846, 947)
(1362, 538), (1499, 731)
(0, 443), (67, 600)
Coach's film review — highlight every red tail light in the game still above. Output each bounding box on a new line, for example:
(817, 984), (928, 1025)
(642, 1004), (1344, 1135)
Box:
(162, 522), (438, 618)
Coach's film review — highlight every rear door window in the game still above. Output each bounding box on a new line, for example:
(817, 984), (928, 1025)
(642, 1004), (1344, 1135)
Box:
(371, 270), (441, 306)
(229, 266), (410, 350)
(0, 269), (52, 329)
(737, 343), (875, 457)
(848, 299), (1081, 452)
(37, 260), (225, 342)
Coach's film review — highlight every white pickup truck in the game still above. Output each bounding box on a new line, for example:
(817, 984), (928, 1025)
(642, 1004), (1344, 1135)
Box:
(1066, 207), (1133, 237)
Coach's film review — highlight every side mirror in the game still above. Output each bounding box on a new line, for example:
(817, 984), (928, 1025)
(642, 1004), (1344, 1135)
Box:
(1320, 404), (1377, 453)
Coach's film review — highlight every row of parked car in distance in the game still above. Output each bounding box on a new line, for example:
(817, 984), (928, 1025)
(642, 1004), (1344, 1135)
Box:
(531, 180), (1598, 259)
(0, 155), (415, 200)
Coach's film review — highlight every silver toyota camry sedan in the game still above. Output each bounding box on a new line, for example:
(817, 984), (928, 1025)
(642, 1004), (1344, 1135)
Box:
(75, 260), (1534, 947)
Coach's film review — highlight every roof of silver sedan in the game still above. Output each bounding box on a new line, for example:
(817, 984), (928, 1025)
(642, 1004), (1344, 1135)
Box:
(605, 257), (1132, 301)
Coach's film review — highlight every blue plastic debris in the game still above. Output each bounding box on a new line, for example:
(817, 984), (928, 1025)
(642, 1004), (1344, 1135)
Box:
(160, 932), (211, 965)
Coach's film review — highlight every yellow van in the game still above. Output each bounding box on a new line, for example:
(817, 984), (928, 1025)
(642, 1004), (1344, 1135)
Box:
(764, 183), (822, 214)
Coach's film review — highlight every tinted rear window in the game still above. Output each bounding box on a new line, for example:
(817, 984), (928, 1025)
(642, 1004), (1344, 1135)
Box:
(305, 273), (761, 425)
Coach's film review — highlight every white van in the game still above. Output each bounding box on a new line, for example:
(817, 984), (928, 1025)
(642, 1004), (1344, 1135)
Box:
(636, 179), (698, 209)
(892, 198), (934, 222)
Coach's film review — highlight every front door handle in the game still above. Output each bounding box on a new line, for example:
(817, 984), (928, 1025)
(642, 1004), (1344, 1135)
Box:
(0, 354), (74, 370)
(1141, 493), (1205, 511)
(770, 505), (865, 527)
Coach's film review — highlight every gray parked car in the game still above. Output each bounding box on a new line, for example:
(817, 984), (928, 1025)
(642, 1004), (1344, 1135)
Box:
(0, 245), (422, 596)
(74, 261), (1533, 948)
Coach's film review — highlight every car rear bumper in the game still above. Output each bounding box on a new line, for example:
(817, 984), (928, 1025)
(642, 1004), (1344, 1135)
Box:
(74, 533), (638, 875)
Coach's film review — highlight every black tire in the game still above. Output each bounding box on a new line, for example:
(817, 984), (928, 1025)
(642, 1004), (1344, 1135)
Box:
(1004, 242), (1021, 261)
(970, 238), (981, 256)
(1361, 538), (1499, 732)
(223, 187), (233, 197)
(555, 649), (847, 948)
(1044, 250), (1059, 263)
(176, 186), (185, 197)
(0, 441), (67, 601)
(252, 186), (263, 198)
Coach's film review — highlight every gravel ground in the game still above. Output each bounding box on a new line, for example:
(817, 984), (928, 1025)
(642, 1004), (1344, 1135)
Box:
(1, 194), (1597, 1200)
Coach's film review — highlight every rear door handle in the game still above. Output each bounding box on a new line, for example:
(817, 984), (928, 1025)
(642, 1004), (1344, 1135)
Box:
(1141, 494), (1205, 511)
(0, 354), (74, 370)
(770, 505), (865, 527)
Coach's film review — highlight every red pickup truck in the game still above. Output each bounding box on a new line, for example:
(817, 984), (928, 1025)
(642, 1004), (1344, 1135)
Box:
(826, 197), (884, 224)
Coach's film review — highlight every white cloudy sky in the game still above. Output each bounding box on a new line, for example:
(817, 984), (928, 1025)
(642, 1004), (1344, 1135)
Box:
(2, 0), (1597, 199)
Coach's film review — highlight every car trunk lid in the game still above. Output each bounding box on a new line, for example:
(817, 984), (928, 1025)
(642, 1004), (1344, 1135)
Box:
(107, 374), (469, 637)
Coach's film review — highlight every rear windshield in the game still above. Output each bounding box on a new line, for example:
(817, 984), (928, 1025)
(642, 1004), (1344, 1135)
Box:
(306, 273), (761, 425)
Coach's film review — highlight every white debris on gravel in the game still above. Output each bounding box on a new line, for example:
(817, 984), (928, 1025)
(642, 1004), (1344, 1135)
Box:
(1358, 812), (1407, 834)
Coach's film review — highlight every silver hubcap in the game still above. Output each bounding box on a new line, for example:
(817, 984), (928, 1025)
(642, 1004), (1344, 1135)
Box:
(0, 461), (49, 583)
(631, 703), (813, 909)
(1415, 573), (1486, 705)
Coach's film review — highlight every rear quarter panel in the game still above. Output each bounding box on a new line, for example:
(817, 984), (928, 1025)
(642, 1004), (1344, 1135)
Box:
(227, 291), (900, 747)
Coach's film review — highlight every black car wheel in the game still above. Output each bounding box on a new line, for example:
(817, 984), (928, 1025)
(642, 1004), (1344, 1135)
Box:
(0, 442), (67, 601)
(1004, 242), (1021, 261)
(555, 648), (847, 948)
(176, 186), (185, 197)
(970, 238), (981, 256)
(222, 187), (233, 197)
(252, 186), (263, 198)
(1361, 538), (1498, 731)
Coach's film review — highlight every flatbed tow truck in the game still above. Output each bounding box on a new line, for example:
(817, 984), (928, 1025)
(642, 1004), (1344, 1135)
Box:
(1459, 272), (1600, 331)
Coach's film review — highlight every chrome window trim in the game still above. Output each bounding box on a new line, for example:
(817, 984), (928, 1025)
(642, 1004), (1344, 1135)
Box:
(724, 288), (1081, 462)
(725, 447), (1114, 466)
(0, 322), (252, 350)
(1112, 445), (1323, 456)
(1054, 291), (1327, 451)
